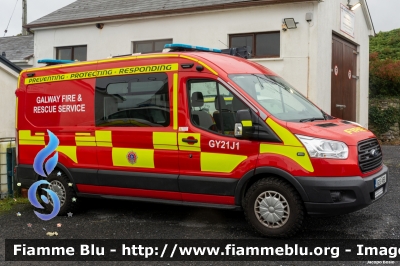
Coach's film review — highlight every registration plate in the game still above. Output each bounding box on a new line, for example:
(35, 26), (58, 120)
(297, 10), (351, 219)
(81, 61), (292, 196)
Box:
(375, 187), (384, 199)
(374, 174), (387, 189)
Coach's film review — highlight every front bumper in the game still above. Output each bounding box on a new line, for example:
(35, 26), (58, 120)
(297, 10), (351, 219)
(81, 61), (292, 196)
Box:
(295, 165), (388, 216)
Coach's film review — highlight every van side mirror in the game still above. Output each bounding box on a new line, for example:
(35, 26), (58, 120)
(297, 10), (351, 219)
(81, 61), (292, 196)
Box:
(234, 123), (243, 137)
(234, 109), (253, 138)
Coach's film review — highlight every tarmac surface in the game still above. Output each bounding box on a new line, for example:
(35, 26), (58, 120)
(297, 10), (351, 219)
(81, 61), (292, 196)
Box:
(0, 145), (399, 265)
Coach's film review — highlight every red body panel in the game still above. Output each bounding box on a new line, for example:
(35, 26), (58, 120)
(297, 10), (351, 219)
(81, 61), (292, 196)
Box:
(77, 184), (234, 205)
(16, 52), (382, 206)
(286, 119), (381, 177)
(177, 72), (259, 179)
(77, 184), (182, 201)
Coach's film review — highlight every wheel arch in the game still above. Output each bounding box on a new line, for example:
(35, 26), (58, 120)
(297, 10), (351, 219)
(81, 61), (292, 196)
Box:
(234, 167), (309, 205)
(54, 163), (75, 182)
(47, 163), (78, 193)
(32, 162), (74, 181)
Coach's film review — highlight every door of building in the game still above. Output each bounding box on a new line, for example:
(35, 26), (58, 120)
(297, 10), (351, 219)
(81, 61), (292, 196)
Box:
(331, 34), (358, 121)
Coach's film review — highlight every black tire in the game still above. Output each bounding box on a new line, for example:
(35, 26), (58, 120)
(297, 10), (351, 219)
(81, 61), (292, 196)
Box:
(44, 169), (80, 216)
(243, 177), (304, 238)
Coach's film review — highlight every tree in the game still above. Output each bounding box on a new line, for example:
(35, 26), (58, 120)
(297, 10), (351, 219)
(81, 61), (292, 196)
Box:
(370, 28), (400, 60)
(369, 29), (400, 97)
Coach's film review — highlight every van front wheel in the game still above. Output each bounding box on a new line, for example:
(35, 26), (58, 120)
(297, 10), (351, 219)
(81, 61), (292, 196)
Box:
(243, 177), (304, 237)
(44, 170), (79, 216)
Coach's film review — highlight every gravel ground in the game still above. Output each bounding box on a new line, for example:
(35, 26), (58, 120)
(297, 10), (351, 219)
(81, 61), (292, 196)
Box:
(0, 146), (399, 266)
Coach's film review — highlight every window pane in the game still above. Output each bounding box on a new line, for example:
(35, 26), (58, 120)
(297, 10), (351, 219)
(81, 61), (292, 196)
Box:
(154, 39), (172, 52)
(231, 35), (252, 48)
(255, 32), (280, 57)
(217, 85), (247, 135)
(188, 80), (218, 132)
(57, 48), (72, 60)
(73, 46), (87, 61)
(135, 42), (153, 53)
(95, 73), (170, 127)
(229, 74), (324, 122)
(107, 82), (129, 94)
(188, 80), (245, 136)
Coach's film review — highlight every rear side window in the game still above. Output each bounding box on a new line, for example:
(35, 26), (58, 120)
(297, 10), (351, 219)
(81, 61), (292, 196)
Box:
(95, 73), (170, 127)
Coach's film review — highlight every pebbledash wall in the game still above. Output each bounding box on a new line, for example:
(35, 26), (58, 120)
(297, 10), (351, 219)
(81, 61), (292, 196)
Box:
(31, 0), (373, 127)
(0, 61), (19, 138)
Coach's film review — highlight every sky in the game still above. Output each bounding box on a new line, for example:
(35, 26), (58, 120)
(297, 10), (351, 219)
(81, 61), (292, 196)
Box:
(0, 0), (399, 37)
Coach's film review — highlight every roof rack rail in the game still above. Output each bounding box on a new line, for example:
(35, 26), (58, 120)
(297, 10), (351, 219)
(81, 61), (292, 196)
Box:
(112, 53), (145, 58)
(220, 46), (252, 59)
(112, 54), (133, 58)
(164, 43), (221, 53)
(38, 59), (75, 66)
(164, 43), (251, 59)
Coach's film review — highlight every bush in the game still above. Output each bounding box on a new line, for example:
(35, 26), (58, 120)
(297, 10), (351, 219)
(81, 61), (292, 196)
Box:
(370, 29), (400, 60)
(368, 105), (398, 135)
(369, 53), (400, 97)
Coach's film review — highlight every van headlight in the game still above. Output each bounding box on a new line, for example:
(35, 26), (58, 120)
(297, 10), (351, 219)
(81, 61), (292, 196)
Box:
(296, 135), (349, 159)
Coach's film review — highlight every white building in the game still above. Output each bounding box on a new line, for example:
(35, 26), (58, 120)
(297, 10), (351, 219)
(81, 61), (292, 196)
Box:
(0, 56), (21, 138)
(25, 0), (374, 126)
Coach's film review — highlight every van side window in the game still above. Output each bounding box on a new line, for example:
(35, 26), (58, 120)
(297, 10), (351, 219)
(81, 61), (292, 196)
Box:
(95, 73), (170, 127)
(188, 80), (249, 136)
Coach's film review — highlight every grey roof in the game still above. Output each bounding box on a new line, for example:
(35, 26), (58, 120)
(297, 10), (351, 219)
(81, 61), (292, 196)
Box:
(26, 0), (309, 28)
(0, 35), (34, 61)
(0, 56), (22, 73)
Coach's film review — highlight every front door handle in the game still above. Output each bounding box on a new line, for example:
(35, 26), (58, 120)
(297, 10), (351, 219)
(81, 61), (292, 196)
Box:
(182, 138), (198, 144)
(336, 104), (346, 110)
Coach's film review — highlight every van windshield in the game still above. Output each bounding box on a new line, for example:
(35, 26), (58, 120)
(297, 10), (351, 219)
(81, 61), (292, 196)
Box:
(229, 74), (325, 122)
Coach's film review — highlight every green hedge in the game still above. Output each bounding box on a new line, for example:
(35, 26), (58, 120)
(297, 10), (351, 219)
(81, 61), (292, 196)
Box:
(369, 29), (400, 98)
(369, 105), (398, 135)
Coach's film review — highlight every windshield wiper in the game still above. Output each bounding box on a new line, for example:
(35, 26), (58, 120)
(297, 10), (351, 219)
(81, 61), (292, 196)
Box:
(299, 117), (326, 123)
(251, 74), (286, 94)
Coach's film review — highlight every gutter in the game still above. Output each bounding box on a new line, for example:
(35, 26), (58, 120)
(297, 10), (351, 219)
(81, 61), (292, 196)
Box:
(362, 0), (375, 36)
(0, 56), (22, 73)
(25, 0), (314, 29)
(11, 60), (29, 64)
(11, 60), (33, 67)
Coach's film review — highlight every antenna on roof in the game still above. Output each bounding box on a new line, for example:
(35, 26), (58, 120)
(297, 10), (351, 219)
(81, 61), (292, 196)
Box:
(218, 40), (228, 48)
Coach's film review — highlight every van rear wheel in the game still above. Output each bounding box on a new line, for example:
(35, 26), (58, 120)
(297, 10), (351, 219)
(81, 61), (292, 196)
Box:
(243, 177), (304, 237)
(44, 170), (79, 216)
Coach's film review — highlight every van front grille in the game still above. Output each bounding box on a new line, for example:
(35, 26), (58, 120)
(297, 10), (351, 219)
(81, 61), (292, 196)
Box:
(358, 138), (382, 173)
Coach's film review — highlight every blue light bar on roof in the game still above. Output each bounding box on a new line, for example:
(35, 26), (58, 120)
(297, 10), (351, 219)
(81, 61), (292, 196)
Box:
(38, 59), (75, 65)
(164, 43), (221, 53)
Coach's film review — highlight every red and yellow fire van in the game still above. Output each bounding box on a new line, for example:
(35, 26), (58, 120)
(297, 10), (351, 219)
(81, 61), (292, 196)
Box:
(15, 44), (388, 237)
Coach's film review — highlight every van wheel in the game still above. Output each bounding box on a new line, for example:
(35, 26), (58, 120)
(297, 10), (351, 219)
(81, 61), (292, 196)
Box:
(243, 177), (304, 238)
(44, 170), (79, 216)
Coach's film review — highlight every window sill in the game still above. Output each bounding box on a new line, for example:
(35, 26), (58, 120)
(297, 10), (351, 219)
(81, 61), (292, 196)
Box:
(249, 57), (283, 62)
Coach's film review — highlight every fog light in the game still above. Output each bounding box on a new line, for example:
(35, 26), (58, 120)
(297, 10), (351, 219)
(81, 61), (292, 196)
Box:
(330, 191), (342, 202)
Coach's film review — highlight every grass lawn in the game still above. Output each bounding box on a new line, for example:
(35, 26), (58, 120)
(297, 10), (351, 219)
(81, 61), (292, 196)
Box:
(0, 197), (30, 213)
